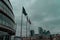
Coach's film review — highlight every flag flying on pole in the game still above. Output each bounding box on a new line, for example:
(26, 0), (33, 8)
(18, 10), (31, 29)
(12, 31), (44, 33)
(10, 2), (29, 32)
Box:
(22, 7), (27, 16)
(28, 19), (31, 24)
(26, 16), (31, 24)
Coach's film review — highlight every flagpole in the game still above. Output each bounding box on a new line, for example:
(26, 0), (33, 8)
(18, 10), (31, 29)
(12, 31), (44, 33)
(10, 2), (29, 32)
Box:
(28, 18), (31, 40)
(26, 16), (28, 40)
(29, 24), (31, 40)
(20, 13), (23, 40)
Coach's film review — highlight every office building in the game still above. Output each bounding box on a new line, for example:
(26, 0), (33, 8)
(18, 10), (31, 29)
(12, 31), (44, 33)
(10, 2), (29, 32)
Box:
(0, 0), (16, 40)
(38, 27), (43, 36)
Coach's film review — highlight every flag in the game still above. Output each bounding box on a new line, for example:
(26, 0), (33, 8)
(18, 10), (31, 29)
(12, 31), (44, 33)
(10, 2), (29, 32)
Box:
(22, 7), (27, 16)
(26, 16), (31, 24)
(28, 19), (31, 24)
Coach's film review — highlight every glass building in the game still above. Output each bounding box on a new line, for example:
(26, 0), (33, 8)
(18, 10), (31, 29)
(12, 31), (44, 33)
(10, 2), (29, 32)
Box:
(38, 27), (43, 36)
(0, 0), (16, 40)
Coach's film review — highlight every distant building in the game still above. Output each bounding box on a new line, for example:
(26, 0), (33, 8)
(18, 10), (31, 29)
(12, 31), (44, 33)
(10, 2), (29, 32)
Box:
(38, 27), (43, 36)
(30, 30), (35, 36)
(0, 0), (16, 40)
(43, 30), (51, 38)
(43, 30), (46, 35)
(46, 31), (50, 36)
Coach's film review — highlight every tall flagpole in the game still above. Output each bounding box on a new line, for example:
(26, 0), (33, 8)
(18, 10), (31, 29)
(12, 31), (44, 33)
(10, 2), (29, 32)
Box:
(22, 6), (28, 40)
(20, 13), (23, 40)
(26, 16), (28, 40)
(29, 23), (31, 40)
(29, 19), (31, 40)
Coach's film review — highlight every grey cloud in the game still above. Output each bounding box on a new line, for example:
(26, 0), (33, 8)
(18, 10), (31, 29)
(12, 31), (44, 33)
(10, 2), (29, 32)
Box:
(10, 0), (60, 36)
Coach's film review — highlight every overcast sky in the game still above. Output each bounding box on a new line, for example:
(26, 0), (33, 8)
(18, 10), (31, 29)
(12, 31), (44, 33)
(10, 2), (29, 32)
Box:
(10, 0), (60, 36)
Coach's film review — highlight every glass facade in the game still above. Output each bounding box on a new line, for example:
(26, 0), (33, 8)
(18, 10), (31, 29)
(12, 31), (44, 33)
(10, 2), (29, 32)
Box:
(0, 13), (14, 29)
(0, 0), (15, 40)
(3, 0), (13, 10)
(0, 0), (15, 30)
(0, 1), (14, 21)
(0, 31), (11, 40)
